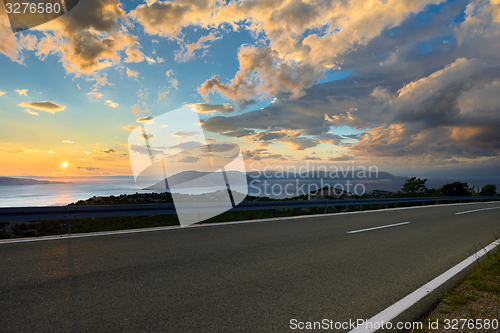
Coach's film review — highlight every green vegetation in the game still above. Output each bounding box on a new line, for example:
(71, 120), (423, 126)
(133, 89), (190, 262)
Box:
(480, 184), (498, 196)
(1, 177), (498, 239)
(407, 249), (500, 332)
(401, 177), (428, 197)
(438, 181), (472, 197)
(393, 180), (498, 198)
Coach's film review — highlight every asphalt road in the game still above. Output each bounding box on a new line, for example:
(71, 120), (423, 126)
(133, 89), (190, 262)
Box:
(0, 202), (499, 332)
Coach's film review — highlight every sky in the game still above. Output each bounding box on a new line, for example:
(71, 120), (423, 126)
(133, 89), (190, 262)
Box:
(1, 0), (500, 180)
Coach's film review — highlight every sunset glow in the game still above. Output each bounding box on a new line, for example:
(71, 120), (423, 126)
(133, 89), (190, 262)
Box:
(0, 0), (499, 181)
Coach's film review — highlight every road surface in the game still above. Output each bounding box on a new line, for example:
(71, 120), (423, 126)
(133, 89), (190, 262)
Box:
(0, 202), (499, 332)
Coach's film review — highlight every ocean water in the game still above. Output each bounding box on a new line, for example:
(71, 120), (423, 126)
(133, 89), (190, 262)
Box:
(0, 179), (147, 207)
(0, 177), (410, 207)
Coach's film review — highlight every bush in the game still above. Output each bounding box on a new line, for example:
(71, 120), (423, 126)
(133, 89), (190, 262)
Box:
(479, 184), (497, 196)
(438, 182), (472, 196)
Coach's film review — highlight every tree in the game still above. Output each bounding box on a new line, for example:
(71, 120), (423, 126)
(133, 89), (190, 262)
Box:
(479, 184), (497, 196)
(401, 177), (428, 197)
(438, 182), (471, 196)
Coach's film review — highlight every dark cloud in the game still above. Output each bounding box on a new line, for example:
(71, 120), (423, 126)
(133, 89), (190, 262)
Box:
(178, 156), (201, 163)
(18, 101), (65, 113)
(220, 129), (256, 138)
(302, 155), (322, 160)
(136, 116), (154, 123)
(168, 141), (203, 151)
(129, 144), (164, 158)
(76, 166), (101, 171)
(172, 131), (199, 137)
(329, 155), (354, 161)
(188, 103), (235, 114)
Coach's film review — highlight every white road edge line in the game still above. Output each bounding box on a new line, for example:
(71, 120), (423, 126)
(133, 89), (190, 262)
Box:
(455, 206), (500, 215)
(348, 238), (500, 333)
(347, 222), (410, 234)
(1, 201), (498, 245)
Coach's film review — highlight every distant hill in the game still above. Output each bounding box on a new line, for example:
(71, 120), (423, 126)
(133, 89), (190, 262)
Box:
(144, 170), (249, 190)
(246, 170), (404, 180)
(0, 177), (70, 186)
(143, 169), (406, 190)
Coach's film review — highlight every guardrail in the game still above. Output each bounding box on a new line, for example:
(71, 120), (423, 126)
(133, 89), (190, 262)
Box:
(1, 196), (499, 234)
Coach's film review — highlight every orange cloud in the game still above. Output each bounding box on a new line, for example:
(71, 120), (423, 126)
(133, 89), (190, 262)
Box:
(105, 100), (119, 108)
(18, 101), (66, 113)
(31, 0), (144, 74)
(88, 92), (103, 101)
(127, 68), (139, 77)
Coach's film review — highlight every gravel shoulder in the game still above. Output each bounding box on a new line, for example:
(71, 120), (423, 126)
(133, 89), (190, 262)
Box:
(406, 249), (500, 333)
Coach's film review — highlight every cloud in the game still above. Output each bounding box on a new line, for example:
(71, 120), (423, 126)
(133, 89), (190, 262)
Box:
(131, 102), (150, 117)
(168, 141), (203, 151)
(253, 131), (288, 142)
(201, 143), (235, 153)
(145, 56), (156, 64)
(157, 91), (168, 102)
(16, 89), (28, 96)
(129, 0), (215, 38)
(383, 58), (488, 126)
(282, 137), (319, 151)
(76, 166), (101, 171)
(0, 91), (5, 96)
(302, 155), (322, 161)
(178, 156), (200, 163)
(127, 68), (139, 77)
(128, 0), (446, 102)
(123, 125), (137, 131)
(220, 129), (256, 138)
(18, 101), (65, 113)
(262, 154), (285, 160)
(136, 116), (154, 123)
(172, 131), (199, 138)
(105, 100), (119, 108)
(198, 46), (324, 102)
(174, 32), (220, 63)
(457, 80), (500, 113)
(370, 87), (392, 102)
(236, 99), (258, 111)
(329, 155), (354, 161)
(63, 140), (74, 144)
(136, 133), (156, 141)
(30, 0), (144, 74)
(0, 143), (38, 154)
(0, 3), (24, 63)
(169, 77), (179, 90)
(98, 149), (116, 154)
(187, 103), (235, 114)
(325, 109), (364, 128)
(88, 92), (103, 101)
(457, 0), (500, 44)
(129, 143), (165, 158)
(24, 109), (39, 115)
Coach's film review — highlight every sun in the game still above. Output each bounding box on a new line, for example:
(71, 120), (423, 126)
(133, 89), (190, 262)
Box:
(62, 162), (68, 168)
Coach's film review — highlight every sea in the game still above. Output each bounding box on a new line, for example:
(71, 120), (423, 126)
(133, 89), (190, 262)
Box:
(0, 176), (496, 207)
(0, 177), (402, 207)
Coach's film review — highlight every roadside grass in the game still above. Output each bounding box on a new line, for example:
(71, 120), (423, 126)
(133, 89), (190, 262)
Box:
(1, 204), (377, 238)
(0, 199), (496, 239)
(406, 247), (500, 333)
